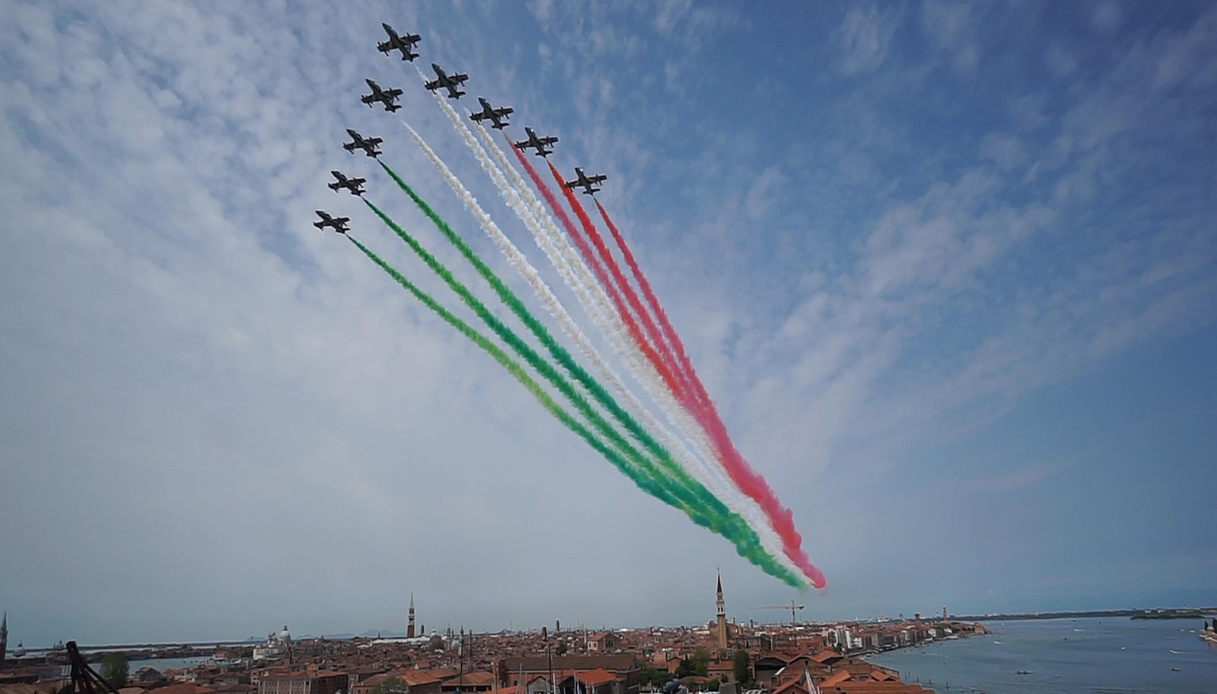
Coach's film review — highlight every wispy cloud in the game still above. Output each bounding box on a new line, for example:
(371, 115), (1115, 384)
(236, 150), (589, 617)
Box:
(833, 4), (903, 75)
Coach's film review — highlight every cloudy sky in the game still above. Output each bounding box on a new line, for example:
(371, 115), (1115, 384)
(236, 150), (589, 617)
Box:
(2, 0), (1215, 646)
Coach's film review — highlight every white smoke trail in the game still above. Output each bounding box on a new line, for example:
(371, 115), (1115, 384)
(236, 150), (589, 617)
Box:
(459, 117), (804, 583)
(410, 64), (803, 582)
(403, 123), (673, 485)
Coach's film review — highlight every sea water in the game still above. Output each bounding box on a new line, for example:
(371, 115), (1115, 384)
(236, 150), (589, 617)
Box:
(869, 617), (1217, 693)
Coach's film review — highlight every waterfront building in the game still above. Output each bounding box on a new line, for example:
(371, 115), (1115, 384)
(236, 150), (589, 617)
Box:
(253, 626), (291, 662)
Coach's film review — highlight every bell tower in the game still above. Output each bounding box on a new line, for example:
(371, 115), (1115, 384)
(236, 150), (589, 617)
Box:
(1, 612), (8, 669)
(407, 593), (416, 638)
(715, 571), (728, 650)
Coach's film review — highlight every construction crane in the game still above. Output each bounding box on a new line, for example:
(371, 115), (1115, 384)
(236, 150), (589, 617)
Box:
(751, 600), (806, 624)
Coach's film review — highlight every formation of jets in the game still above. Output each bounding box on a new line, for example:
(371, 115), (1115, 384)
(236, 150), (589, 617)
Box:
(344, 129), (382, 158)
(564, 168), (608, 195)
(328, 170), (366, 196)
(319, 22), (613, 235)
(314, 210), (350, 233)
(378, 23), (420, 61)
(470, 97), (513, 129)
(362, 79), (403, 112)
(514, 127), (558, 157)
(425, 63), (469, 99)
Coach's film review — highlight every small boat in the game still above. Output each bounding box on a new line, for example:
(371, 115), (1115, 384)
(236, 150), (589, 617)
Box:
(1172, 667), (1180, 672)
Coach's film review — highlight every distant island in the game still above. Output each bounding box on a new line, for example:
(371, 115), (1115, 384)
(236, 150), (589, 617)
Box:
(952, 607), (1217, 622)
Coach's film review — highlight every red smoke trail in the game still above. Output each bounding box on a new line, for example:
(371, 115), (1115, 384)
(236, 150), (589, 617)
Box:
(507, 145), (686, 397)
(508, 145), (824, 588)
(544, 161), (705, 416)
(594, 199), (711, 416)
(592, 199), (825, 589)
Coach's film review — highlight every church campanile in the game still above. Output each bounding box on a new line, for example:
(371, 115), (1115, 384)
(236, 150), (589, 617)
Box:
(714, 571), (728, 651)
(407, 593), (416, 638)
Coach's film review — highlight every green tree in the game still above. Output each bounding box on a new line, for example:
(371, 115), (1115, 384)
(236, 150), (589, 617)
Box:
(372, 676), (409, 694)
(691, 647), (710, 677)
(555, 642), (568, 656)
(100, 653), (129, 689)
(639, 663), (669, 687)
(677, 648), (710, 678)
(732, 650), (749, 685)
(704, 679), (720, 692)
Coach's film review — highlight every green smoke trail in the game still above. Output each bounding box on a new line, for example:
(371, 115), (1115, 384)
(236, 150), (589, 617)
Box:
(357, 200), (803, 586)
(377, 161), (678, 467)
(348, 236), (664, 499)
(363, 178), (728, 518)
(361, 198), (686, 508)
(371, 163), (728, 509)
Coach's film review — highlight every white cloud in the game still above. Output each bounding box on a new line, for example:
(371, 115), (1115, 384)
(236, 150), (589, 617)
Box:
(833, 4), (902, 75)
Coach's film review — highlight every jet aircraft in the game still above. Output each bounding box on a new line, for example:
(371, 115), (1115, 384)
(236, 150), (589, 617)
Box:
(328, 170), (366, 196)
(513, 127), (559, 157)
(377, 23), (420, 61)
(469, 97), (513, 129)
(344, 129), (383, 158)
(564, 168), (607, 195)
(314, 210), (351, 234)
(425, 63), (469, 99)
(361, 79), (403, 112)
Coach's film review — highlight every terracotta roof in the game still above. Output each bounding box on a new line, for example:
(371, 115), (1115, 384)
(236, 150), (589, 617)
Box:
(573, 670), (617, 687)
(153, 684), (218, 694)
(400, 671), (445, 686)
(442, 672), (496, 687)
(499, 656), (637, 674)
(260, 672), (345, 681)
(771, 676), (808, 694)
(821, 670), (851, 688)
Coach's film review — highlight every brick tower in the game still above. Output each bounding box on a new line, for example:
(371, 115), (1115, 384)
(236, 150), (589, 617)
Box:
(407, 593), (416, 638)
(715, 572), (728, 651)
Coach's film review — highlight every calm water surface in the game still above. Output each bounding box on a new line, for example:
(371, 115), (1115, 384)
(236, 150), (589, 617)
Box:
(870, 617), (1217, 693)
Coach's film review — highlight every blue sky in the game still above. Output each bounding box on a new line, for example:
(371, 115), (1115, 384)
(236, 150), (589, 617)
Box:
(1, 0), (1215, 646)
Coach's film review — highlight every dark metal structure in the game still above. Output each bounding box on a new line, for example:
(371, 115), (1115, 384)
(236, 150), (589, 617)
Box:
(65, 641), (120, 694)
